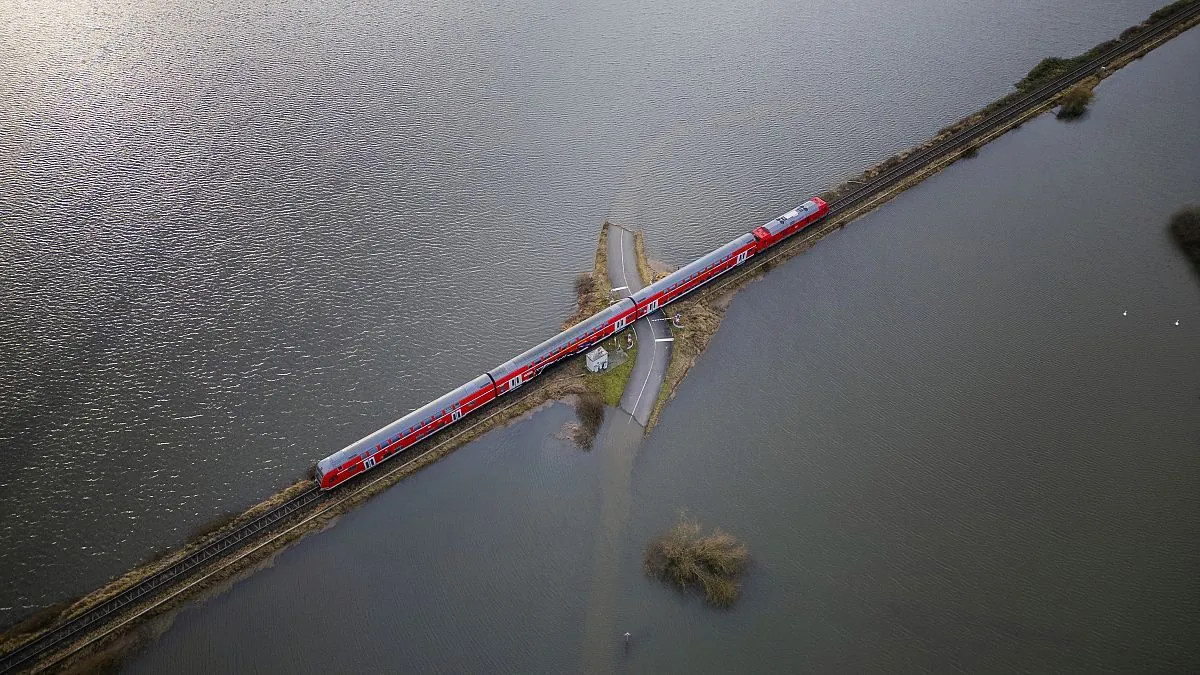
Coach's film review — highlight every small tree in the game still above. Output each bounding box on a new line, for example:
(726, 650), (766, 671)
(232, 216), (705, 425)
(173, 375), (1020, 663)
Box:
(573, 391), (605, 448)
(574, 272), (596, 298)
(1057, 83), (1095, 120)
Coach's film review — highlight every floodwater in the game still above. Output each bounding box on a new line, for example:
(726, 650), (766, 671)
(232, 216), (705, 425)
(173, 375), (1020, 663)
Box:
(122, 22), (1200, 674)
(0, 0), (1178, 621)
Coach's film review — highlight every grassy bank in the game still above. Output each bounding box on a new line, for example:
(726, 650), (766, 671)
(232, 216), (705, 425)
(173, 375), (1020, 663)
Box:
(583, 339), (637, 408)
(1056, 82), (1095, 119)
(632, 230), (656, 285)
(644, 516), (749, 608)
(563, 222), (613, 329)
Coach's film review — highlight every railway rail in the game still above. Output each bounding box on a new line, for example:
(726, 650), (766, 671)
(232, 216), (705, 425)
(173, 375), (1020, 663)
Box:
(701, 0), (1200, 300)
(0, 375), (569, 674)
(3, 5), (1197, 672)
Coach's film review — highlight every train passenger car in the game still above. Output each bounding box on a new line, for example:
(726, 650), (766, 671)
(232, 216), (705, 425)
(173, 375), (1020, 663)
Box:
(316, 373), (497, 489)
(488, 298), (636, 395)
(631, 233), (758, 318)
(751, 197), (828, 250)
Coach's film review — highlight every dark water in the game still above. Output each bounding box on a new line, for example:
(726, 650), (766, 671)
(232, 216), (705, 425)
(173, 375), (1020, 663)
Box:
(0, 0), (1180, 625)
(122, 24), (1199, 674)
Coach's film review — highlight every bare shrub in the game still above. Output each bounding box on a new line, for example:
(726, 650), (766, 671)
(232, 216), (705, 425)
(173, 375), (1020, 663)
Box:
(644, 515), (749, 608)
(573, 391), (605, 448)
(1057, 83), (1095, 119)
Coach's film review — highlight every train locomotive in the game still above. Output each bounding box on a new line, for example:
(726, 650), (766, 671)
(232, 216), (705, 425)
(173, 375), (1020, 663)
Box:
(316, 197), (827, 490)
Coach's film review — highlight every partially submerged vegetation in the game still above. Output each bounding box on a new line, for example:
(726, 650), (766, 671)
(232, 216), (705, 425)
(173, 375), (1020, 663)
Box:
(1056, 82), (1095, 119)
(583, 339), (637, 408)
(563, 222), (613, 329)
(572, 390), (606, 448)
(633, 230), (657, 285)
(644, 516), (749, 608)
(1169, 206), (1200, 273)
(1, 600), (75, 642)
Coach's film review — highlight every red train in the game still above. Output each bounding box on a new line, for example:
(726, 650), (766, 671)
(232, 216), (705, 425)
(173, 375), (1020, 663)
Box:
(316, 197), (827, 489)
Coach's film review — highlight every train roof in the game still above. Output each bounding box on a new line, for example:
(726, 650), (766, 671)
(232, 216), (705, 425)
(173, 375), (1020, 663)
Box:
(760, 200), (821, 236)
(633, 233), (756, 302)
(316, 372), (494, 475)
(487, 298), (634, 381)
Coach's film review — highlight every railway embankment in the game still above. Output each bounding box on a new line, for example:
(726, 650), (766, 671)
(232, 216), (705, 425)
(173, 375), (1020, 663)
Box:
(1, 224), (639, 674)
(643, 0), (1200, 432)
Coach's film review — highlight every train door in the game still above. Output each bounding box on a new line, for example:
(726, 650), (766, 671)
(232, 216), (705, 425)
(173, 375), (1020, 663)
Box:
(363, 455), (377, 470)
(452, 408), (462, 422)
(510, 373), (523, 390)
(615, 317), (626, 331)
(648, 299), (659, 312)
(737, 251), (748, 265)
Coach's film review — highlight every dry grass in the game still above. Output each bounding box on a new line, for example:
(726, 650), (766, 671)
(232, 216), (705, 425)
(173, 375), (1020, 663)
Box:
(645, 294), (728, 432)
(632, 230), (656, 285)
(644, 516), (749, 608)
(1, 600), (74, 639)
(187, 511), (240, 541)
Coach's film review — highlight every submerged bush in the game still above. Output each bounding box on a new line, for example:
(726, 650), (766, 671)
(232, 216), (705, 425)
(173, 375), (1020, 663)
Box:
(574, 272), (596, 298)
(644, 516), (749, 608)
(1170, 206), (1200, 266)
(573, 390), (605, 448)
(1057, 83), (1095, 119)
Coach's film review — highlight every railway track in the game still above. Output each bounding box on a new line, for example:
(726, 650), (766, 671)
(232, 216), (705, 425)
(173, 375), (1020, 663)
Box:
(704, 1), (1200, 297)
(0, 487), (328, 673)
(3, 5), (1197, 672)
(0, 374), (571, 674)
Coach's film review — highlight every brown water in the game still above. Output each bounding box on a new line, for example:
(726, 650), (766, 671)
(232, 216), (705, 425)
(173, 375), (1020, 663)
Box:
(121, 22), (1200, 674)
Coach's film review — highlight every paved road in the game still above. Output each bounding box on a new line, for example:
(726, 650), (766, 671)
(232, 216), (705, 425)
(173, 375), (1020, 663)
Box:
(605, 225), (671, 427)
